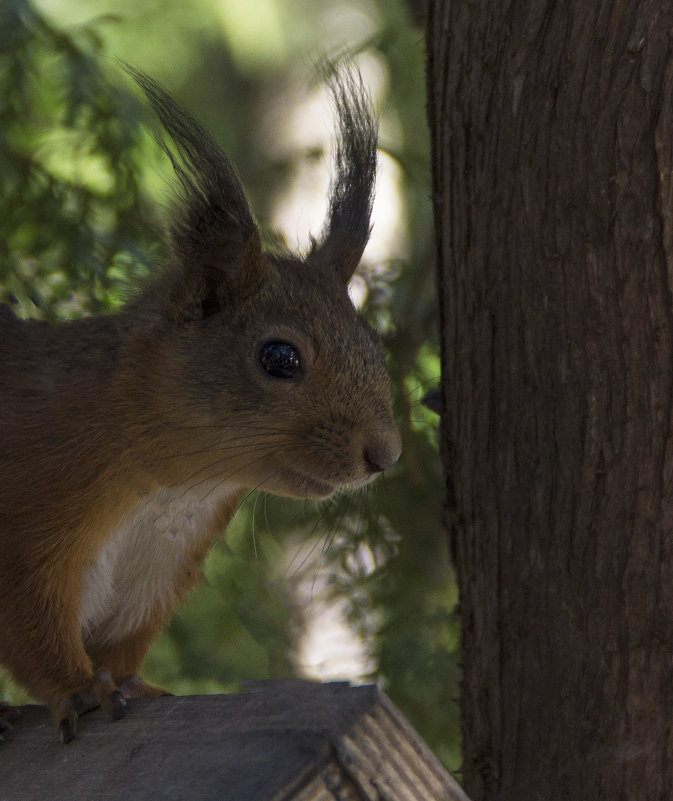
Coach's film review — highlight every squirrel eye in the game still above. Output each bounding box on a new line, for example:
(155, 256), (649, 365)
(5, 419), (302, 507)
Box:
(259, 341), (302, 379)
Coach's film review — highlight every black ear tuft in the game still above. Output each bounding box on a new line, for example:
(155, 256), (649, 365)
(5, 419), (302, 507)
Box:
(124, 65), (261, 286)
(308, 60), (379, 283)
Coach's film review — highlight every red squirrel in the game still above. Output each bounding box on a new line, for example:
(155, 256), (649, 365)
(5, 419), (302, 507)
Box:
(0, 64), (401, 743)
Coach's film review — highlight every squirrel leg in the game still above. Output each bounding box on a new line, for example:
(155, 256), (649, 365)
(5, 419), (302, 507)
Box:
(88, 616), (172, 701)
(0, 595), (101, 742)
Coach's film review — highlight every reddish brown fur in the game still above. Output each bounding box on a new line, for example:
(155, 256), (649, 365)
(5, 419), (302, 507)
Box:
(0, 66), (400, 742)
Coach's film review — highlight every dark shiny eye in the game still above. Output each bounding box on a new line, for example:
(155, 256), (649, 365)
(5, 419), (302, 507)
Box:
(259, 341), (302, 379)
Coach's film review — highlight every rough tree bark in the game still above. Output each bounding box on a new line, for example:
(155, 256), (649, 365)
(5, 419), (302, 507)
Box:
(427, 2), (673, 799)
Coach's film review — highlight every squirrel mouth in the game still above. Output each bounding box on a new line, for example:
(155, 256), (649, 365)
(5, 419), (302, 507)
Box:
(280, 469), (336, 499)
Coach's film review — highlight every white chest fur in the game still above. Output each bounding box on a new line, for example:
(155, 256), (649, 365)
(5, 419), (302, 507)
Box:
(79, 481), (239, 649)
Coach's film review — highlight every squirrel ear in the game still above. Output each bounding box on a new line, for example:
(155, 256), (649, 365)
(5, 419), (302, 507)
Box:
(171, 199), (264, 317)
(165, 237), (264, 322)
(306, 62), (378, 284)
(184, 232), (264, 320)
(126, 65), (264, 307)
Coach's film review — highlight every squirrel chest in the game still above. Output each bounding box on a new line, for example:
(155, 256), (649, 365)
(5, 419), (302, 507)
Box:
(78, 482), (240, 649)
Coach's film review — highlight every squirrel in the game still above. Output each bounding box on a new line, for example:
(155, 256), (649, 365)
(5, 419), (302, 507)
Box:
(0, 64), (401, 743)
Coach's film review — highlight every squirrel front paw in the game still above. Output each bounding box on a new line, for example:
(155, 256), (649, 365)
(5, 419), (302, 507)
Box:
(52, 669), (127, 743)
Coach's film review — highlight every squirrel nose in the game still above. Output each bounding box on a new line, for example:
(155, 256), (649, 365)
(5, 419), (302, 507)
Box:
(363, 426), (402, 474)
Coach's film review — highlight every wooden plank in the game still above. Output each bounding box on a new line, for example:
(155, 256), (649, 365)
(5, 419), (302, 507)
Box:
(0, 681), (469, 801)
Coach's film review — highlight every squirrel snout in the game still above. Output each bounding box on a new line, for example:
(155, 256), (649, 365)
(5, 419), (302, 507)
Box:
(363, 426), (402, 474)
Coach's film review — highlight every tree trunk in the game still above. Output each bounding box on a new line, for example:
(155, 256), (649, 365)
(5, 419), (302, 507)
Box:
(427, 2), (673, 798)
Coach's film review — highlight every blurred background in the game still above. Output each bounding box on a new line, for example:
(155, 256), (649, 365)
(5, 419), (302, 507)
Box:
(0, 0), (459, 770)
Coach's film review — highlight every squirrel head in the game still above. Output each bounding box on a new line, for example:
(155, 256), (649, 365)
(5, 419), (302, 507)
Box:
(125, 65), (401, 499)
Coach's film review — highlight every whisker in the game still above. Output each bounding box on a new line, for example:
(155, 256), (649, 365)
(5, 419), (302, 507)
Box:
(155, 431), (291, 461)
(197, 450), (300, 502)
(167, 441), (303, 498)
(310, 493), (351, 598)
(403, 375), (440, 399)
(354, 483), (368, 541)
(251, 490), (260, 558)
(284, 508), (335, 580)
(263, 492), (272, 540)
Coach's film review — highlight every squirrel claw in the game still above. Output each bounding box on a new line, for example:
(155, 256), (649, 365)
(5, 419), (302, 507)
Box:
(93, 669), (126, 721)
(58, 717), (76, 745)
(53, 698), (78, 744)
(107, 689), (127, 721)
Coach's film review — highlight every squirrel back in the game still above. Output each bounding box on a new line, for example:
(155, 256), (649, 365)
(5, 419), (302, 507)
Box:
(0, 64), (400, 742)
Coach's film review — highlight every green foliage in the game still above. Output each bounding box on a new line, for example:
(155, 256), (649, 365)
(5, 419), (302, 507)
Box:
(0, 0), (158, 319)
(0, 0), (460, 770)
